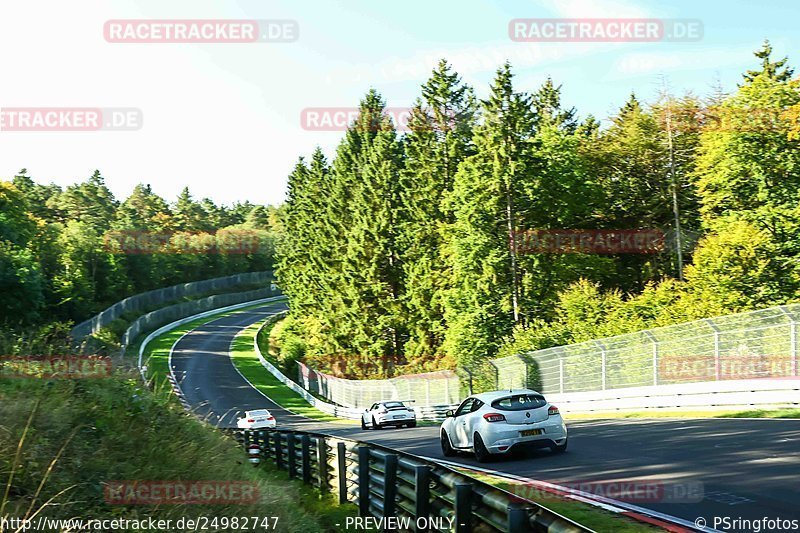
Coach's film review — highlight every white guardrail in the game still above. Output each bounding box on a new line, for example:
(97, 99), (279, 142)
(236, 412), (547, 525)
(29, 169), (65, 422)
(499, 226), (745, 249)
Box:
(548, 378), (800, 413)
(252, 313), (457, 421)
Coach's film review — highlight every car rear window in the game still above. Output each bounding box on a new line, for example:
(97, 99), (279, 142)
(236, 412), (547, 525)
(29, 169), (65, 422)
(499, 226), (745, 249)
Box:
(491, 394), (547, 411)
(383, 402), (405, 408)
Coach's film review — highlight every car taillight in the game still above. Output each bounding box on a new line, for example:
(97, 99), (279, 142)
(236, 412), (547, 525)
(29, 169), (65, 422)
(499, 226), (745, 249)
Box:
(247, 419), (255, 423)
(483, 413), (506, 423)
(266, 416), (274, 420)
(548, 405), (560, 416)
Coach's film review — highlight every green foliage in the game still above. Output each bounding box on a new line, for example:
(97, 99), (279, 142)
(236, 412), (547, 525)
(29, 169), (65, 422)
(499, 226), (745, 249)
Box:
(275, 43), (800, 377)
(0, 172), (277, 327)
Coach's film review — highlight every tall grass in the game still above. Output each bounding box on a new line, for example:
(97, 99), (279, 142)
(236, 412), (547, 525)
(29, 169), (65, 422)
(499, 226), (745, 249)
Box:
(0, 370), (345, 532)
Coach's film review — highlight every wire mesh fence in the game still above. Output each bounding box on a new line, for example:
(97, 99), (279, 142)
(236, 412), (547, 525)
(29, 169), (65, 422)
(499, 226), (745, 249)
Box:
(492, 304), (800, 395)
(296, 304), (800, 407)
(297, 361), (460, 409)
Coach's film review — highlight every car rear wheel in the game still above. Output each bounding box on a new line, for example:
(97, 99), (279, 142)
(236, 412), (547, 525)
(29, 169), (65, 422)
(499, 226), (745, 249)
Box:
(552, 439), (568, 453)
(474, 433), (491, 463)
(440, 431), (456, 457)
(408, 420), (416, 428)
(361, 418), (367, 430)
(372, 416), (381, 430)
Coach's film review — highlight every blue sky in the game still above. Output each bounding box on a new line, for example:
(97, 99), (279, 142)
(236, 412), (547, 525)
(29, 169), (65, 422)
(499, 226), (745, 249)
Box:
(0, 0), (797, 206)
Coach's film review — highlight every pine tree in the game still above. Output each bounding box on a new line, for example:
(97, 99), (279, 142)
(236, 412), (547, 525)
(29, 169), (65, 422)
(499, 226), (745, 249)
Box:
(173, 187), (209, 231)
(694, 42), (800, 283)
(338, 91), (405, 376)
(49, 170), (118, 231)
(743, 39), (794, 84)
(399, 59), (476, 367)
(443, 63), (536, 371)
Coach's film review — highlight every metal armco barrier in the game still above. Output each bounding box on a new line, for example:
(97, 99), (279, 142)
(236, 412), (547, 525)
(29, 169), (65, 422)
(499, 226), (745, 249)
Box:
(229, 429), (590, 533)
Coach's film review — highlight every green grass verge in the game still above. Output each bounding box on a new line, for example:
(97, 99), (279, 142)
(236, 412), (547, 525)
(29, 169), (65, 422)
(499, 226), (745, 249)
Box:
(717, 407), (800, 419)
(230, 320), (355, 424)
(452, 468), (659, 532)
(565, 407), (800, 420)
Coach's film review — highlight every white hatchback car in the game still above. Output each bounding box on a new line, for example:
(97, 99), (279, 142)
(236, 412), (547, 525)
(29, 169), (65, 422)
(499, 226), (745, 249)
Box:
(439, 389), (567, 462)
(361, 401), (417, 429)
(236, 409), (276, 430)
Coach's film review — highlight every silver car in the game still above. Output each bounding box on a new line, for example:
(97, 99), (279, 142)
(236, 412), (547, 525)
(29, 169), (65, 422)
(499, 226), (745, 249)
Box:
(439, 389), (567, 462)
(361, 400), (417, 429)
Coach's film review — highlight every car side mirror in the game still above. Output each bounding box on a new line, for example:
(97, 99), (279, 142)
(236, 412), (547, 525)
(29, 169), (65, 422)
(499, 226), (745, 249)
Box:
(445, 410), (454, 418)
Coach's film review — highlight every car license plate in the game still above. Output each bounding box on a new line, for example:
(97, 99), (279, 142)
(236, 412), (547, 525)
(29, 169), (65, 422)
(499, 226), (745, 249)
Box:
(520, 429), (543, 437)
(393, 415), (405, 419)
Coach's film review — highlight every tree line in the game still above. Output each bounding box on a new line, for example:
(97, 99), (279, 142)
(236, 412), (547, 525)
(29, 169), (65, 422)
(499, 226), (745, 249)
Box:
(277, 41), (800, 379)
(1, 172), (277, 329)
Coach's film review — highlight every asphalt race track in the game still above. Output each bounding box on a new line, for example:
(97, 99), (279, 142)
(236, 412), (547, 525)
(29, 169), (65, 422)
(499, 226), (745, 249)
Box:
(170, 304), (800, 531)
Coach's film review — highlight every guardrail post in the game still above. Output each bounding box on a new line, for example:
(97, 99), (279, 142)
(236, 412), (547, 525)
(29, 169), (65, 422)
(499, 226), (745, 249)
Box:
(274, 433), (283, 469)
(301, 434), (311, 484)
(317, 437), (328, 491)
(337, 442), (348, 504)
(383, 454), (398, 519)
(706, 319), (721, 380)
(261, 431), (271, 459)
(508, 505), (527, 532)
(515, 354), (528, 388)
(488, 360), (500, 390)
(357, 446), (370, 517)
(793, 321), (798, 376)
(558, 358), (564, 394)
(287, 433), (296, 478)
(595, 341), (607, 390)
(645, 331), (658, 386)
(454, 483), (472, 533)
(413, 465), (430, 533)
(781, 307), (798, 376)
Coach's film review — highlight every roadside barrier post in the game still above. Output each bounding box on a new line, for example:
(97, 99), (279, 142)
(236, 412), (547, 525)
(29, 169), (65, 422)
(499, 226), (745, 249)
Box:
(455, 483), (472, 533)
(358, 446), (370, 516)
(287, 432), (297, 479)
(274, 434), (283, 469)
(316, 437), (328, 491)
(508, 505), (527, 532)
(383, 454), (398, 518)
(414, 465), (430, 533)
(301, 434), (311, 484)
(337, 442), (348, 504)
(262, 432), (271, 459)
